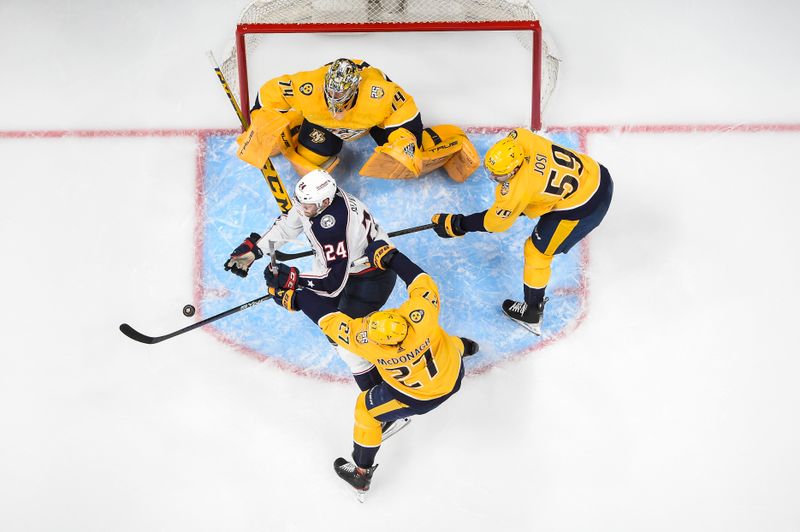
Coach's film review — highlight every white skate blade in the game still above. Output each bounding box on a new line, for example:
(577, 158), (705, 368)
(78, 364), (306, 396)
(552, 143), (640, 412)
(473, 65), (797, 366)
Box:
(503, 313), (542, 336)
(356, 490), (367, 503)
(382, 418), (411, 441)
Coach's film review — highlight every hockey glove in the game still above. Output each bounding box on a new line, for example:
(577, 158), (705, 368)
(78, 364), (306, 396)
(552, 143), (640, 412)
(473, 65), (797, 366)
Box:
(268, 286), (297, 312)
(431, 213), (466, 238)
(224, 233), (263, 278)
(264, 263), (300, 291)
(365, 240), (398, 270)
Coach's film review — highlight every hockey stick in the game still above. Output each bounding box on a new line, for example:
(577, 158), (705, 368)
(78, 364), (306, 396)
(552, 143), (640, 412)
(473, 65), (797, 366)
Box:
(273, 222), (436, 261)
(119, 293), (273, 344)
(120, 223), (435, 344)
(209, 52), (293, 215)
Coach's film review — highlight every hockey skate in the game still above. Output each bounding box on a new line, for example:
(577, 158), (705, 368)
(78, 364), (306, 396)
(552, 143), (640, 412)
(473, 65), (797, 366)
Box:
(333, 457), (378, 502)
(501, 297), (549, 336)
(381, 417), (411, 440)
(460, 337), (480, 357)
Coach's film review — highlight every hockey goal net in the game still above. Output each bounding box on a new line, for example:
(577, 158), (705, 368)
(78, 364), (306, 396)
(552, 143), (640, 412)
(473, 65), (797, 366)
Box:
(218, 0), (560, 130)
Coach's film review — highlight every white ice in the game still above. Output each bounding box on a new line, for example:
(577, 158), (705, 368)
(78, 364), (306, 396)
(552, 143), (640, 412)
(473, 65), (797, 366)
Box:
(1, 1), (799, 531)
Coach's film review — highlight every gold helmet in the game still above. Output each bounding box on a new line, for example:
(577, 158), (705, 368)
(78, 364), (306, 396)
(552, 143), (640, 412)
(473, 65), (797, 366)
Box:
(324, 58), (361, 116)
(484, 137), (524, 180)
(366, 311), (408, 345)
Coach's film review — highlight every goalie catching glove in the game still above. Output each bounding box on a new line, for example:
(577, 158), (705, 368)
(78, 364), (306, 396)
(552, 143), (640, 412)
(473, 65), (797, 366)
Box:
(365, 240), (397, 270)
(224, 233), (263, 277)
(431, 213), (466, 238)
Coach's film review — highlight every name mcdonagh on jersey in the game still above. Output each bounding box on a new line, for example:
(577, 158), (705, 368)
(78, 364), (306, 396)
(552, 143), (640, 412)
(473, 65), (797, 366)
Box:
(376, 337), (431, 366)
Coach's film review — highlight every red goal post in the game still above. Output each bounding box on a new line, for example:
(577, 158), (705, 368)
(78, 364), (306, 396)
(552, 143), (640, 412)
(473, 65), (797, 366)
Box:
(219, 0), (559, 131)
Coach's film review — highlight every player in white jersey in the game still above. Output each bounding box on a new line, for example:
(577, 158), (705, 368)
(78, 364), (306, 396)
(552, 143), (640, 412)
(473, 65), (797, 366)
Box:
(224, 169), (397, 391)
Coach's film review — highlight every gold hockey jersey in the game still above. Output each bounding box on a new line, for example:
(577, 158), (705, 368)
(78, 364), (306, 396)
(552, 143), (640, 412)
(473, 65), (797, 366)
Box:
(254, 60), (421, 142)
(317, 273), (464, 401)
(483, 128), (603, 233)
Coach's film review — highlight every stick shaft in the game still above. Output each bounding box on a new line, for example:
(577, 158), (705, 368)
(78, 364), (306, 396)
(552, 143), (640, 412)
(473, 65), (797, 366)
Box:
(274, 222), (435, 261)
(119, 293), (273, 344)
(209, 52), (293, 215)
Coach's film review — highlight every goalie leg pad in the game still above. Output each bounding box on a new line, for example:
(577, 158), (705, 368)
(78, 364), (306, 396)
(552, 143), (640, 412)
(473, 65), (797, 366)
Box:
(421, 125), (479, 183)
(285, 145), (339, 176)
(442, 133), (480, 183)
(359, 128), (422, 179)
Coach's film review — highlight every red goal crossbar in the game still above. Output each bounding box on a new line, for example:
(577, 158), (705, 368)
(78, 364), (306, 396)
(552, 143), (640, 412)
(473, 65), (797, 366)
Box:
(235, 20), (543, 130)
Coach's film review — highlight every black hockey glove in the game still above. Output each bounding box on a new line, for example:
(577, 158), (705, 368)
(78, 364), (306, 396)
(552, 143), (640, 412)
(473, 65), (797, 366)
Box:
(431, 213), (466, 238)
(365, 240), (397, 270)
(264, 263), (300, 291)
(224, 232), (263, 278)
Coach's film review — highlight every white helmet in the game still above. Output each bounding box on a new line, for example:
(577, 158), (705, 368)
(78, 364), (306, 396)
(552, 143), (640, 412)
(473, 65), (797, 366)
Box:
(294, 169), (337, 217)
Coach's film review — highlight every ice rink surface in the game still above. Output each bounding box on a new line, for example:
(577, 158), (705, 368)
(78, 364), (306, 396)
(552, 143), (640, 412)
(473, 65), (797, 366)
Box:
(1, 1), (799, 531)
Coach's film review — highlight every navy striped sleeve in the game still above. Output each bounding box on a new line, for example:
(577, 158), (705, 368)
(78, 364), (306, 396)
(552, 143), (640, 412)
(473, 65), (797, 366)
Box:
(389, 251), (425, 287)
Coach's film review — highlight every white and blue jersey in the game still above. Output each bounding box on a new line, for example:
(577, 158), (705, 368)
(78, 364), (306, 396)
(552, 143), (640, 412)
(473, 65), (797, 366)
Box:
(256, 188), (389, 298)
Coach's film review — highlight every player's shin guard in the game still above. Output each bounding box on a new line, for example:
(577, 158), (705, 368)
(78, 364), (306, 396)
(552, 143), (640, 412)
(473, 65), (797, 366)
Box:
(523, 238), (553, 290)
(353, 391), (382, 468)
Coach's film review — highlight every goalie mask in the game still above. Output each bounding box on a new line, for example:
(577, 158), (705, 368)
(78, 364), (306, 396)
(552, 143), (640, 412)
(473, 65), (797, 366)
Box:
(295, 169), (337, 217)
(324, 58), (361, 118)
(366, 311), (408, 345)
(485, 137), (524, 182)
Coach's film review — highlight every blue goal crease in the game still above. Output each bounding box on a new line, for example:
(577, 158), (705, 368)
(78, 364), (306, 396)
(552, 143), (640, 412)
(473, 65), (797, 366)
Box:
(199, 131), (586, 378)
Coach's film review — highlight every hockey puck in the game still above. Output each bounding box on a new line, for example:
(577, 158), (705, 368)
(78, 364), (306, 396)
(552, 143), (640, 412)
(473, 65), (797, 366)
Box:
(182, 304), (196, 317)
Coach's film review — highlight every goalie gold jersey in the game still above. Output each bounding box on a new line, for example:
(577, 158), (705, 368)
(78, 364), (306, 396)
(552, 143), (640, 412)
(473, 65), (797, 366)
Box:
(236, 58), (479, 182)
(255, 59), (420, 143)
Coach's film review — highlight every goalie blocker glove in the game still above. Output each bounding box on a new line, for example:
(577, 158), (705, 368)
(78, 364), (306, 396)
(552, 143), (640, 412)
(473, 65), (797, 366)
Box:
(431, 213), (466, 238)
(224, 232), (263, 277)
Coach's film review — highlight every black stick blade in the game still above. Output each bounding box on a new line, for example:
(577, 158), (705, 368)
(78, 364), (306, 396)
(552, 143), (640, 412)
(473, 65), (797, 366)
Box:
(119, 323), (158, 344)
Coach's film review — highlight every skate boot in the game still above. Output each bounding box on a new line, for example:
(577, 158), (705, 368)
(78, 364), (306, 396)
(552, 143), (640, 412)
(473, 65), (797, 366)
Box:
(334, 457), (378, 500)
(381, 417), (411, 440)
(502, 297), (549, 336)
(460, 337), (480, 357)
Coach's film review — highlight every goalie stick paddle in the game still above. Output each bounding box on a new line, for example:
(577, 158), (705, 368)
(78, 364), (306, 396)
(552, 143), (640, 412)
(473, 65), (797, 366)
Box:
(119, 293), (273, 345)
(274, 222), (436, 261)
(208, 51), (293, 215)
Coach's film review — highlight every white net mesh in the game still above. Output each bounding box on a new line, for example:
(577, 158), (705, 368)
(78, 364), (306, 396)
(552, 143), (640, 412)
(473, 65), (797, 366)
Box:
(218, 0), (560, 127)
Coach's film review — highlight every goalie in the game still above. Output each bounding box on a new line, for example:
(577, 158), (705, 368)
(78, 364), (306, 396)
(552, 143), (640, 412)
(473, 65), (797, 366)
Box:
(235, 58), (479, 182)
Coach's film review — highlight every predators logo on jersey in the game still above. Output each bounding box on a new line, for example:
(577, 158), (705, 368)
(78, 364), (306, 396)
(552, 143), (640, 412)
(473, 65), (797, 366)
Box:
(318, 273), (464, 401)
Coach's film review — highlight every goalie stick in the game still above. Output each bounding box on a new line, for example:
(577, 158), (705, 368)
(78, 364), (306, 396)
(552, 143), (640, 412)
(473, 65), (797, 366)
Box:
(274, 222), (436, 261)
(209, 51), (293, 215)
